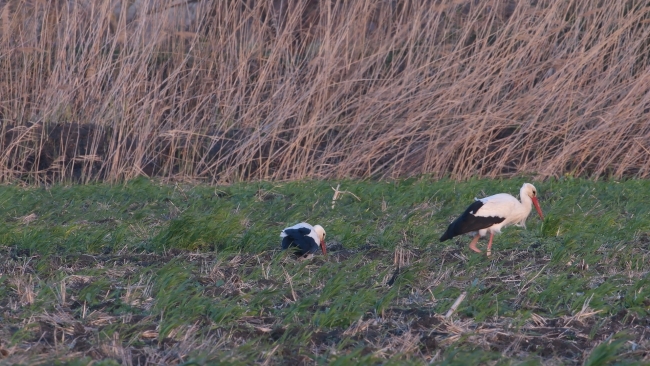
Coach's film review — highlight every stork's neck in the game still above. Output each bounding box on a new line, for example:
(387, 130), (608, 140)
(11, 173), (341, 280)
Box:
(519, 186), (533, 212)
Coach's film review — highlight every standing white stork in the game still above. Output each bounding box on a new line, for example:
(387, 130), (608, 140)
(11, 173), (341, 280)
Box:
(440, 183), (544, 256)
(281, 222), (327, 257)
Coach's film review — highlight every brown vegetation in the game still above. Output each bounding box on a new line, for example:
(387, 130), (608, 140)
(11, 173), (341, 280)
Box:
(2, 0), (650, 183)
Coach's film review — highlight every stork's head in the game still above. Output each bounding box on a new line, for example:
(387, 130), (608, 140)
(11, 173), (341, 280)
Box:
(522, 183), (544, 220)
(313, 225), (327, 255)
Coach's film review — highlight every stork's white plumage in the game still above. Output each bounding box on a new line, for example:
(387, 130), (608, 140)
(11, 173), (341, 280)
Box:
(281, 222), (327, 257)
(440, 183), (544, 256)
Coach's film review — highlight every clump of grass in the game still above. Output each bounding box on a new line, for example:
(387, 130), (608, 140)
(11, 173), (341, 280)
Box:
(153, 210), (245, 251)
(2, 1), (650, 183)
(584, 334), (630, 366)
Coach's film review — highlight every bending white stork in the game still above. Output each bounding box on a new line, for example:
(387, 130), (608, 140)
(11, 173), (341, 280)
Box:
(281, 222), (327, 257)
(440, 183), (544, 256)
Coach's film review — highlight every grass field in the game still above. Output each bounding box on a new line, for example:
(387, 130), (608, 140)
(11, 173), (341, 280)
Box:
(0, 177), (648, 365)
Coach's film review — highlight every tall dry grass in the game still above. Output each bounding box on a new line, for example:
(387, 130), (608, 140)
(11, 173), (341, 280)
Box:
(1, 0), (650, 183)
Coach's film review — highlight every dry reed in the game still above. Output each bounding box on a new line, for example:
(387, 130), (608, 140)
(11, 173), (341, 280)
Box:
(2, 0), (650, 183)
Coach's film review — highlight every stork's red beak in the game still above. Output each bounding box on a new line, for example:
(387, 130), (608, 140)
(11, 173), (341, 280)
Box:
(320, 240), (327, 255)
(532, 197), (544, 220)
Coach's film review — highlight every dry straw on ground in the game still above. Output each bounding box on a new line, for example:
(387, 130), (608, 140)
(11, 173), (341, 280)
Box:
(2, 0), (650, 183)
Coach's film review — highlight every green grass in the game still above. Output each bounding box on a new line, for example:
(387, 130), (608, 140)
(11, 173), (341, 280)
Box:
(0, 177), (648, 365)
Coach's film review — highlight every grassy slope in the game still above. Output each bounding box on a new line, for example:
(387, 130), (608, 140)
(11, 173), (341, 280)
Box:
(0, 178), (648, 365)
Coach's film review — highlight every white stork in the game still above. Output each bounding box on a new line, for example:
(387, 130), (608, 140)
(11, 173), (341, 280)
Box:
(281, 222), (327, 256)
(440, 183), (544, 256)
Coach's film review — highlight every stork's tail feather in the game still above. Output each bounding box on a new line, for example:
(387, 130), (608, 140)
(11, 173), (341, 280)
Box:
(440, 230), (452, 242)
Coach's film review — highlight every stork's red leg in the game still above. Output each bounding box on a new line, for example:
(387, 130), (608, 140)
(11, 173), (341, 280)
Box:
(486, 232), (494, 256)
(469, 234), (481, 253)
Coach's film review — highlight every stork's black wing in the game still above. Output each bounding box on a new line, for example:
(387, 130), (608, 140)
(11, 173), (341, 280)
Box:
(440, 201), (505, 241)
(281, 228), (319, 255)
